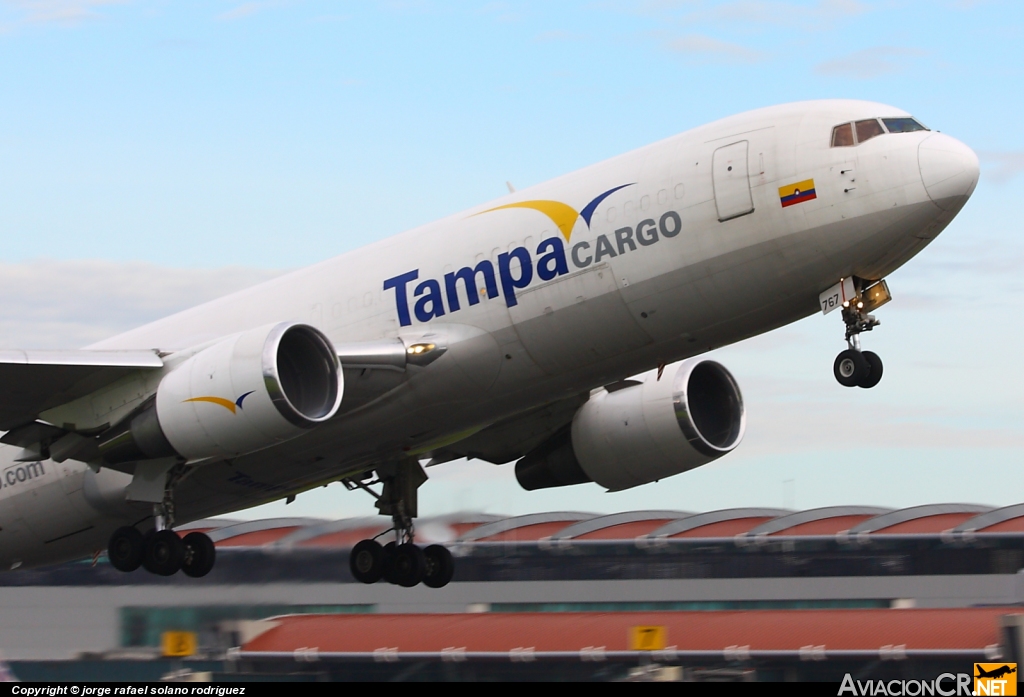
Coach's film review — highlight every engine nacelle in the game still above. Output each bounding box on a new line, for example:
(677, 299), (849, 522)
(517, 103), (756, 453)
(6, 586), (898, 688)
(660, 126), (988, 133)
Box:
(516, 359), (745, 491)
(99, 322), (343, 463)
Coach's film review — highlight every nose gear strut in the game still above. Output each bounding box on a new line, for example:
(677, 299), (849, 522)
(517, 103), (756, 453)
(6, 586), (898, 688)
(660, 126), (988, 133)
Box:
(829, 278), (890, 389)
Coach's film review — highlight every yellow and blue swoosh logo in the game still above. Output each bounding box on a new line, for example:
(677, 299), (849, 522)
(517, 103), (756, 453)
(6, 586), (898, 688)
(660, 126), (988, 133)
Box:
(473, 183), (634, 241)
(184, 390), (254, 414)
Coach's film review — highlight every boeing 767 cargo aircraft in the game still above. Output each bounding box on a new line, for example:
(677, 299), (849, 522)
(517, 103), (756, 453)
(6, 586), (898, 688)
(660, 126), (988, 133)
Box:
(0, 100), (979, 588)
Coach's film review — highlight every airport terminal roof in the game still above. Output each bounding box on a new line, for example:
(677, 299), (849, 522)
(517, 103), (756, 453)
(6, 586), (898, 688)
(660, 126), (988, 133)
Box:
(240, 608), (1011, 659)
(183, 503), (1024, 548)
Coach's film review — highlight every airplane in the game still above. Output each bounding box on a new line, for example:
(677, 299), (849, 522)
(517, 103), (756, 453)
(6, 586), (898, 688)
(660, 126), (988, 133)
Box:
(976, 665), (1017, 680)
(0, 99), (978, 588)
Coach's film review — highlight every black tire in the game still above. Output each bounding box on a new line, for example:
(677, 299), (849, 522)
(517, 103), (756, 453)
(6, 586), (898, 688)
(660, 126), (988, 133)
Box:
(108, 526), (144, 572)
(142, 529), (184, 576)
(422, 544), (454, 589)
(834, 349), (868, 387)
(181, 532), (216, 578)
(381, 542), (398, 584)
(858, 351), (883, 389)
(349, 539), (385, 584)
(140, 530), (158, 574)
(391, 544), (426, 588)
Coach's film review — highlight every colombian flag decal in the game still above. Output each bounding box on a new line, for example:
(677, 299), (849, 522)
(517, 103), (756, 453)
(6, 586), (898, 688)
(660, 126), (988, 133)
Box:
(779, 179), (817, 208)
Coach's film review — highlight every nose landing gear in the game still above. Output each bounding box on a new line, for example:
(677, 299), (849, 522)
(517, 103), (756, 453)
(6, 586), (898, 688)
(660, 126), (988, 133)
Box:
(344, 460), (455, 589)
(827, 278), (890, 389)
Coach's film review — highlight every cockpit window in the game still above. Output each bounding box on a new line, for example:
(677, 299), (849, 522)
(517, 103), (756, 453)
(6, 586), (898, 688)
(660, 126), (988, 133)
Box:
(831, 116), (930, 147)
(855, 119), (885, 144)
(882, 117), (928, 133)
(831, 123), (855, 147)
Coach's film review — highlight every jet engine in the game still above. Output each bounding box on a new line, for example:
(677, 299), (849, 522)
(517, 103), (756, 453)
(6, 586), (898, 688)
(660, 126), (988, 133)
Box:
(515, 359), (745, 491)
(98, 322), (343, 463)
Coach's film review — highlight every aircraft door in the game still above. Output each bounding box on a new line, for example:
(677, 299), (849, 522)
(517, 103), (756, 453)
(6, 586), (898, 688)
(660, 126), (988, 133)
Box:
(712, 141), (754, 222)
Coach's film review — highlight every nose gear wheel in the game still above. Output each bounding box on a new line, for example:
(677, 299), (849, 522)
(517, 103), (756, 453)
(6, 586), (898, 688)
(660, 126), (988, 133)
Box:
(831, 279), (886, 389)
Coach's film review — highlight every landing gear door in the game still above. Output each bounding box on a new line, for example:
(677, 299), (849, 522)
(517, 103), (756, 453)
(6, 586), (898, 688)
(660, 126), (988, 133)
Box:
(712, 140), (754, 222)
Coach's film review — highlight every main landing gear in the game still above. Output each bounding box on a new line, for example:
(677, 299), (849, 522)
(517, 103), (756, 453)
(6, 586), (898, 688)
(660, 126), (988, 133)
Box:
(107, 465), (216, 578)
(345, 460), (454, 589)
(108, 525), (216, 578)
(832, 279), (890, 389)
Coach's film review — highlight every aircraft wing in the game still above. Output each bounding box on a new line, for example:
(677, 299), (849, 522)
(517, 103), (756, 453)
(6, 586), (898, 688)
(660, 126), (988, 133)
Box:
(0, 349), (164, 430)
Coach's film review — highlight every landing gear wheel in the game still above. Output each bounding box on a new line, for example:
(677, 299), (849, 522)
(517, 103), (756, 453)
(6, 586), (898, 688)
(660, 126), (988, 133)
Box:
(341, 460), (431, 588)
(422, 545), (454, 589)
(181, 532), (216, 578)
(391, 544), (425, 588)
(834, 349), (868, 387)
(108, 526), (144, 572)
(142, 530), (184, 576)
(858, 351), (883, 389)
(381, 542), (398, 584)
(350, 539), (385, 584)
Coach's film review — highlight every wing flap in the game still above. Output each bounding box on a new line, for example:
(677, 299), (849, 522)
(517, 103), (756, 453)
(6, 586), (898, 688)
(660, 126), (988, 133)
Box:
(0, 350), (164, 430)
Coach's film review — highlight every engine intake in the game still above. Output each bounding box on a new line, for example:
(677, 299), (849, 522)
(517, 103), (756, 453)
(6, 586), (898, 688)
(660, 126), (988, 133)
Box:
(515, 358), (745, 491)
(98, 322), (343, 464)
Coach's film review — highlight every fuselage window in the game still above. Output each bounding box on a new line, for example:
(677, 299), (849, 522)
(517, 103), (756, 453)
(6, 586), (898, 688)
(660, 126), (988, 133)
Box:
(831, 123), (855, 147)
(882, 117), (928, 133)
(855, 119), (885, 144)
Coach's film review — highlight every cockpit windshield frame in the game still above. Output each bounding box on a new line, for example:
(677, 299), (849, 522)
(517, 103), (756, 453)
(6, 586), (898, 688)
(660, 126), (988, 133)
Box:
(882, 117), (929, 134)
(830, 116), (929, 147)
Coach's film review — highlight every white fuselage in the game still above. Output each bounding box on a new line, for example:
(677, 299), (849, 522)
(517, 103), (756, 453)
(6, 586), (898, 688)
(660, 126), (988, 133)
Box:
(0, 100), (979, 569)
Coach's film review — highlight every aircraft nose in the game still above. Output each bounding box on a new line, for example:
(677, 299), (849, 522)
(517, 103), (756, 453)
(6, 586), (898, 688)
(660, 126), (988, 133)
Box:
(918, 133), (980, 210)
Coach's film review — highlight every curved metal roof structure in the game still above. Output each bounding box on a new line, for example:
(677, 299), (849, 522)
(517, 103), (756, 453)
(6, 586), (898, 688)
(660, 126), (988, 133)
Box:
(550, 511), (691, 540)
(954, 504), (1024, 533)
(456, 512), (596, 542)
(176, 519), (243, 532)
(273, 517), (389, 548)
(206, 518), (326, 545)
(747, 507), (892, 537)
(187, 503), (1022, 548)
(849, 504), (993, 535)
(648, 508), (792, 538)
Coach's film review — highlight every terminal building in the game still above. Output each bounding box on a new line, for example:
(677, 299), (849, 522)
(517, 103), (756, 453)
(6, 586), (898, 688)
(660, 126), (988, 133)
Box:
(3, 503), (1024, 681)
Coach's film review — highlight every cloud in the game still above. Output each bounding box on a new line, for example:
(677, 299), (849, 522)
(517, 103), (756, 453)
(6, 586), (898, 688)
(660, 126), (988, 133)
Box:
(476, 1), (521, 22)
(814, 46), (927, 79)
(665, 33), (767, 62)
(217, 3), (260, 21)
(1, 0), (124, 26)
(216, 0), (290, 22)
(979, 151), (1024, 184)
(694, 0), (868, 26)
(0, 260), (282, 349)
(628, 0), (868, 29)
